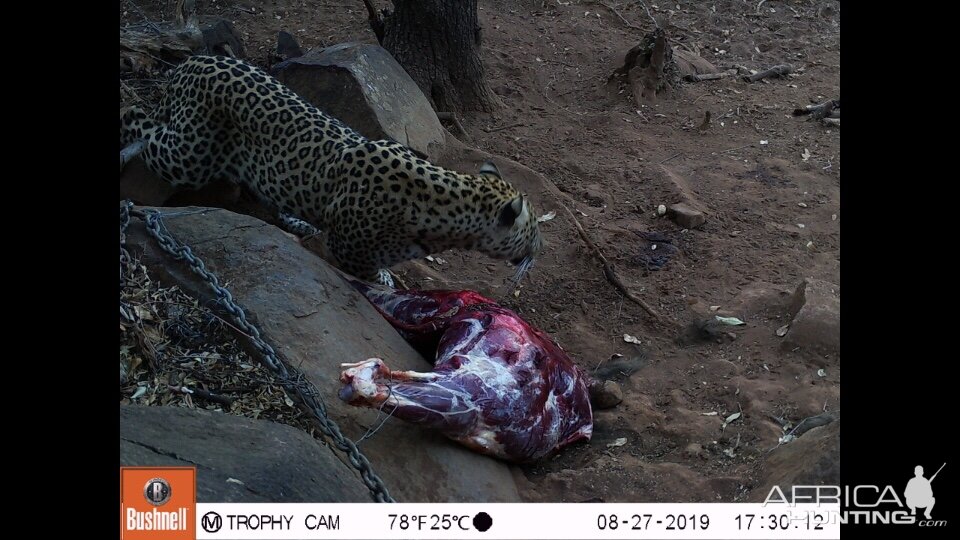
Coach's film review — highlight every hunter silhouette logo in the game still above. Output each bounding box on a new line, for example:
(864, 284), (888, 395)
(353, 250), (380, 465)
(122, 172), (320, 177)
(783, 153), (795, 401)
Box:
(763, 461), (948, 527)
(905, 463), (944, 520)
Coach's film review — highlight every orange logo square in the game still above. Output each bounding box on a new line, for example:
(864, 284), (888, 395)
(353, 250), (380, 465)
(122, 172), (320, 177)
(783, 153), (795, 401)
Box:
(120, 467), (196, 540)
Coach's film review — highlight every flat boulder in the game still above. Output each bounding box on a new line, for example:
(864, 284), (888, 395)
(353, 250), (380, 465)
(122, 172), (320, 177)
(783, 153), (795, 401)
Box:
(749, 420), (840, 502)
(124, 206), (521, 502)
(271, 43), (445, 157)
(120, 405), (369, 502)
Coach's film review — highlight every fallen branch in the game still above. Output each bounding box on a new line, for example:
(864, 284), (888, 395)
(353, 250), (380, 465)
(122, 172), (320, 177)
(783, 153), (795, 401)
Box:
(684, 68), (737, 82)
(793, 98), (839, 120)
(562, 206), (674, 328)
(743, 64), (792, 83)
(791, 412), (837, 438)
(821, 118), (840, 127)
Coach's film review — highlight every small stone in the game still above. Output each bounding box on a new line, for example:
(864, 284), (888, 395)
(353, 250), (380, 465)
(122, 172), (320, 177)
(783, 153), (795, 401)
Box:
(657, 204), (667, 216)
(668, 203), (706, 229)
(589, 380), (623, 409)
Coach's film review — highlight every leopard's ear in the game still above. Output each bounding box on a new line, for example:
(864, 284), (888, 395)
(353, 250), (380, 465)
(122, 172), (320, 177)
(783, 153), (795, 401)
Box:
(479, 161), (502, 179)
(499, 195), (526, 226)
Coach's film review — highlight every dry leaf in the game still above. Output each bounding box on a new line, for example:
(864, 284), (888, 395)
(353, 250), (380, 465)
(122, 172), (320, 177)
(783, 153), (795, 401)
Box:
(607, 437), (628, 448)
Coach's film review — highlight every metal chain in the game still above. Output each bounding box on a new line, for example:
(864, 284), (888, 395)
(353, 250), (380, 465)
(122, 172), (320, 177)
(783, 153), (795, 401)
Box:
(119, 201), (395, 503)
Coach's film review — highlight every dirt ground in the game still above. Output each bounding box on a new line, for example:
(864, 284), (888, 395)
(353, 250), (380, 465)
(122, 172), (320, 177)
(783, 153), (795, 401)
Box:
(120, 0), (840, 502)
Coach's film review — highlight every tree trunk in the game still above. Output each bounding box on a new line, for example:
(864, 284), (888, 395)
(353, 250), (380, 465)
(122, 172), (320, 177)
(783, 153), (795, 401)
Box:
(381, 0), (501, 114)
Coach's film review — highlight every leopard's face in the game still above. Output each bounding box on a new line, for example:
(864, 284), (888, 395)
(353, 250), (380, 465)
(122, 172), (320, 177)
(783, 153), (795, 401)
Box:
(478, 192), (543, 265)
(468, 162), (543, 269)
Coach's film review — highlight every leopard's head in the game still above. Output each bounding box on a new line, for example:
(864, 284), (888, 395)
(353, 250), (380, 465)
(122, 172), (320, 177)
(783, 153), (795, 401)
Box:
(474, 161), (543, 278)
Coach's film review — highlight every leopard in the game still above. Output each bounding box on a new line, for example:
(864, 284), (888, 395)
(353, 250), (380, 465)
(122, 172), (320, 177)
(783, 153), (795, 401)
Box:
(120, 55), (542, 285)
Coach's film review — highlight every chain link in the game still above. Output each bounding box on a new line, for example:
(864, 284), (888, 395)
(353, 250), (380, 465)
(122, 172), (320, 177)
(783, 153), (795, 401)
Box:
(119, 202), (395, 503)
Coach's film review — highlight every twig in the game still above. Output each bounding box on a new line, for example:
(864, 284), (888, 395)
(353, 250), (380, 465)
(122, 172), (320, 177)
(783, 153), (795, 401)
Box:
(684, 68), (737, 82)
(638, 0), (660, 29)
(721, 143), (753, 154)
(756, 0), (767, 14)
(743, 64), (793, 83)
(821, 118), (840, 127)
(593, 1), (643, 31)
(562, 205), (674, 327)
(483, 122), (524, 133)
(168, 384), (235, 407)
(436, 112), (469, 139)
(659, 152), (682, 164)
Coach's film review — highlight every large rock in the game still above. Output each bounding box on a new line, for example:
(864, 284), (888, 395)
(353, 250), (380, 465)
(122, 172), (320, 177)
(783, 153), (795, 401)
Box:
(124, 207), (521, 502)
(271, 43), (446, 157)
(119, 405), (370, 502)
(783, 278), (840, 360)
(748, 420), (840, 502)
